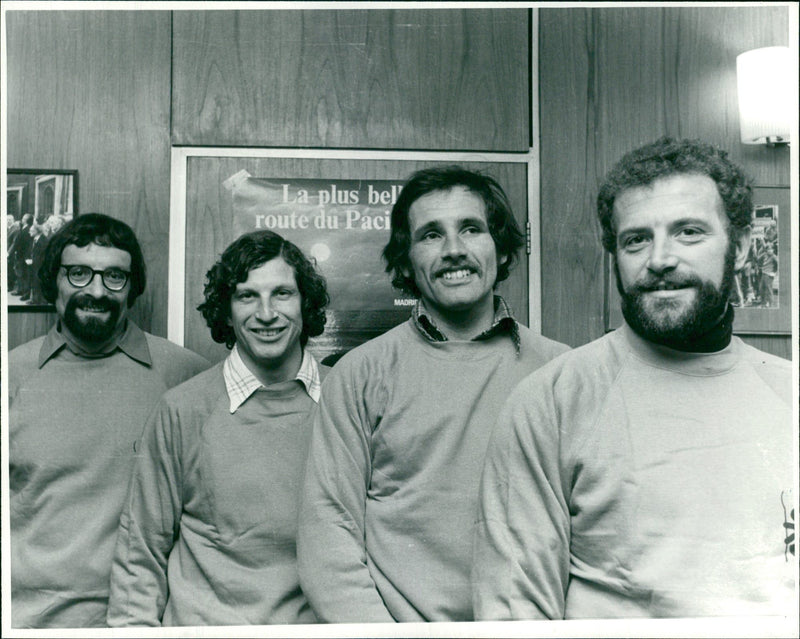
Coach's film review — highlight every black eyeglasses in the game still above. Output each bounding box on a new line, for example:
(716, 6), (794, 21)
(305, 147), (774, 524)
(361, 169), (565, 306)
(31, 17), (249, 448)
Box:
(60, 264), (131, 291)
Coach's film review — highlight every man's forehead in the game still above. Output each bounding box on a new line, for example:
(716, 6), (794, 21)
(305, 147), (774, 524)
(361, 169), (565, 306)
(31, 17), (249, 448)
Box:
(613, 174), (724, 222)
(408, 186), (488, 225)
(237, 255), (299, 288)
(61, 242), (132, 267)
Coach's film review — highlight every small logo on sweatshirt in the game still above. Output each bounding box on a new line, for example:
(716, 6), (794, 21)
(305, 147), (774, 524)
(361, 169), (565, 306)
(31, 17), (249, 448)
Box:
(781, 491), (795, 560)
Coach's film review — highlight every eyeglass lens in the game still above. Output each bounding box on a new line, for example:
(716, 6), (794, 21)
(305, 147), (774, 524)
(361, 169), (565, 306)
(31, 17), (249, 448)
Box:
(63, 265), (129, 291)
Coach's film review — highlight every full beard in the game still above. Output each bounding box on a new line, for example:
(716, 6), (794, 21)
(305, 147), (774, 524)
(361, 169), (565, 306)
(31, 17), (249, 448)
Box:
(616, 243), (736, 346)
(62, 294), (124, 345)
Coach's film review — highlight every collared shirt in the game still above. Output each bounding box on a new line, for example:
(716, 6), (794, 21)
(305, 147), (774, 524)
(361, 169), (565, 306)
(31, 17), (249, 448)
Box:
(38, 320), (153, 369)
(223, 343), (322, 413)
(411, 295), (521, 355)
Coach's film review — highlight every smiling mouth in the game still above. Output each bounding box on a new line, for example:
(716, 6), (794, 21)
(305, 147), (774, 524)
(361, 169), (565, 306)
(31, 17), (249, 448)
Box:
(647, 283), (690, 291)
(77, 304), (111, 313)
(250, 326), (285, 338)
(439, 268), (475, 281)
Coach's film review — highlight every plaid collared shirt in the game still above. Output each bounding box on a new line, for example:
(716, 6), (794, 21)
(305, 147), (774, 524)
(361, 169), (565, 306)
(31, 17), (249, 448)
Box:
(223, 343), (321, 413)
(411, 295), (521, 355)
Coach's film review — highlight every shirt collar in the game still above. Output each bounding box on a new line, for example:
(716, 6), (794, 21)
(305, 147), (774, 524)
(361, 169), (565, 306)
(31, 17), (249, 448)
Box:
(411, 295), (521, 355)
(38, 320), (152, 368)
(223, 343), (321, 413)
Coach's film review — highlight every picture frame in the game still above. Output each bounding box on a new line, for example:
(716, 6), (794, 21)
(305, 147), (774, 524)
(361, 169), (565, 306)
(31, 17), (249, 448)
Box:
(605, 185), (791, 335)
(168, 147), (539, 365)
(6, 169), (78, 312)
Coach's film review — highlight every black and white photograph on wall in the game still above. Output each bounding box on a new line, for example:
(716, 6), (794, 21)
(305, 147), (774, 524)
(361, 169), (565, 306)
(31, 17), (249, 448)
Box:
(724, 185), (791, 333)
(733, 205), (779, 309)
(6, 169), (77, 311)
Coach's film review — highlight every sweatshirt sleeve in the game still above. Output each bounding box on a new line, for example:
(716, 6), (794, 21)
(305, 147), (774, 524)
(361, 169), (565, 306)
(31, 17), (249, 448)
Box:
(107, 399), (183, 626)
(297, 359), (395, 623)
(472, 373), (571, 620)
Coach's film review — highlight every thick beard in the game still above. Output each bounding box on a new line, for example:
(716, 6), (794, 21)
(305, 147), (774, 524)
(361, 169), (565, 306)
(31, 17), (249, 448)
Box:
(62, 294), (123, 345)
(616, 242), (736, 346)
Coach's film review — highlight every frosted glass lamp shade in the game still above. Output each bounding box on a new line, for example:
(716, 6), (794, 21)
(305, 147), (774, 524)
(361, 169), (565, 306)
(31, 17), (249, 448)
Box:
(736, 46), (791, 145)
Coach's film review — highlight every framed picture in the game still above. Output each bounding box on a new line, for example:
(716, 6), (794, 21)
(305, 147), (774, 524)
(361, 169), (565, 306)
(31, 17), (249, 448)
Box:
(605, 185), (791, 335)
(6, 169), (78, 311)
(169, 147), (538, 366)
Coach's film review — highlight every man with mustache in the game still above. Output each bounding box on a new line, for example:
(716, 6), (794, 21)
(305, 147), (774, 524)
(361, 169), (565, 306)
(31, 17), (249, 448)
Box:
(8, 213), (209, 628)
(107, 230), (330, 626)
(473, 138), (794, 619)
(298, 165), (568, 622)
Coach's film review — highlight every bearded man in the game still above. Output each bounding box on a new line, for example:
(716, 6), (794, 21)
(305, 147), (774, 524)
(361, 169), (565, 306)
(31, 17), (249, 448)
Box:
(8, 213), (209, 628)
(473, 137), (794, 619)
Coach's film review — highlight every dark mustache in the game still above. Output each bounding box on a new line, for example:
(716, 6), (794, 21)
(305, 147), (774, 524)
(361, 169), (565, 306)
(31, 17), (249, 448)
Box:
(629, 274), (703, 293)
(73, 295), (117, 311)
(434, 262), (480, 278)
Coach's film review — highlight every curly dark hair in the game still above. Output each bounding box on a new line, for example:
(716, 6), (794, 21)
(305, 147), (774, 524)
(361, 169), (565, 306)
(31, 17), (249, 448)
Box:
(39, 213), (146, 308)
(382, 165), (525, 297)
(198, 230), (329, 348)
(597, 137), (753, 253)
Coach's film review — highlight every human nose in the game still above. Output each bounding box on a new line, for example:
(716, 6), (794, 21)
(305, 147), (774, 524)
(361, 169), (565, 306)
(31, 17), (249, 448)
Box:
(254, 297), (277, 322)
(646, 234), (679, 274)
(441, 231), (467, 259)
(85, 271), (107, 296)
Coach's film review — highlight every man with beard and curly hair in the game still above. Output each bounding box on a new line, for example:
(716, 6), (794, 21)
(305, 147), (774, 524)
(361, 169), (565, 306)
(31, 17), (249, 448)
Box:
(8, 213), (210, 628)
(473, 137), (794, 620)
(107, 230), (330, 626)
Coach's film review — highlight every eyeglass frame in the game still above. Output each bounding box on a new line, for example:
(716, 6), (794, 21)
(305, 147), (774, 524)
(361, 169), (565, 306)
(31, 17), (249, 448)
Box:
(59, 264), (132, 292)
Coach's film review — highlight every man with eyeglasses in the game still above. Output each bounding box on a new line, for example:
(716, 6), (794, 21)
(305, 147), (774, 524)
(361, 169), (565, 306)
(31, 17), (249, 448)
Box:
(8, 213), (209, 628)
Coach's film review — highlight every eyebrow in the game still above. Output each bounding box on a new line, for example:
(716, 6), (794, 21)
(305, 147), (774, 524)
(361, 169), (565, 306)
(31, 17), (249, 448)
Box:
(617, 216), (713, 235)
(412, 220), (443, 239)
(412, 216), (488, 238)
(234, 282), (298, 293)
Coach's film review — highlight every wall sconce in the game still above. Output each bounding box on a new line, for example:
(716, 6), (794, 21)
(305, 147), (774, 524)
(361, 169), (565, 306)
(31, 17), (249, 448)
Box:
(736, 46), (791, 146)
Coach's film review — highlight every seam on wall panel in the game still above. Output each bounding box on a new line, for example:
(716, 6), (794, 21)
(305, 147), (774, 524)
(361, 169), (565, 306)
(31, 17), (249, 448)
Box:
(528, 7), (541, 333)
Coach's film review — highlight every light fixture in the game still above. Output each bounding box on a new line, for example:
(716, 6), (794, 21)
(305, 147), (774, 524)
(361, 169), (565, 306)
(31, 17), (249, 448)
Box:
(736, 46), (791, 146)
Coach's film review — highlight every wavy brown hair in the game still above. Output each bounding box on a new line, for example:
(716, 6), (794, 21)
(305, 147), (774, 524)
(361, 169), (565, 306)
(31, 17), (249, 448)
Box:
(198, 230), (329, 348)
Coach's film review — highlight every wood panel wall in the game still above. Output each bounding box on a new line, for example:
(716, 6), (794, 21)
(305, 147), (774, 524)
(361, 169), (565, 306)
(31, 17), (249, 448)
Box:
(172, 9), (529, 150)
(6, 10), (172, 347)
(5, 6), (793, 361)
(539, 5), (791, 359)
(6, 8), (530, 352)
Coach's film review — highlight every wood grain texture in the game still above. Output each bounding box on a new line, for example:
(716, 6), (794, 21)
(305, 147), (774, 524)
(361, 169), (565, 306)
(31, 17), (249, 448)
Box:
(539, 6), (792, 358)
(172, 9), (529, 151)
(183, 158), (529, 363)
(6, 11), (172, 351)
(739, 335), (791, 362)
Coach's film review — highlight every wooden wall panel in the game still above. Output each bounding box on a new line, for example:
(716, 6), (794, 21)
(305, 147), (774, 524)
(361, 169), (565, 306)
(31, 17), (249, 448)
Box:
(182, 157), (529, 363)
(172, 9), (529, 151)
(539, 6), (792, 359)
(6, 11), (172, 351)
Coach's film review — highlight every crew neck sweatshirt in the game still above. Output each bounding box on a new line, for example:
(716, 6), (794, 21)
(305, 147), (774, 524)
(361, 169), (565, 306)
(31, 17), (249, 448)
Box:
(473, 324), (794, 620)
(9, 330), (210, 628)
(107, 362), (327, 626)
(298, 319), (569, 622)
